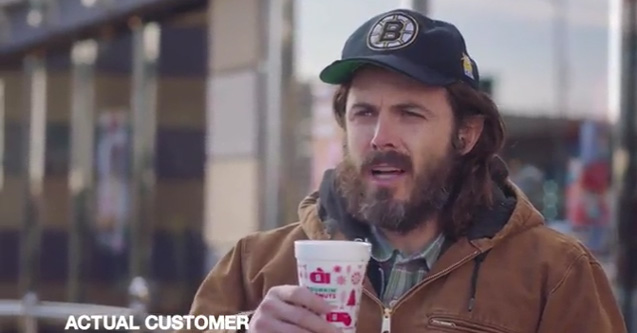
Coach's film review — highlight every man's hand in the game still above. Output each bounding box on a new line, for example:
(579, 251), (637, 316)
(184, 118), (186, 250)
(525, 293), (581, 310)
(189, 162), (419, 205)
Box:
(248, 285), (341, 333)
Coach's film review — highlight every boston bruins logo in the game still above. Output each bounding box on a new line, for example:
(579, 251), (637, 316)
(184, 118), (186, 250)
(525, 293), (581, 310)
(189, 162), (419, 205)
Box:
(367, 12), (419, 51)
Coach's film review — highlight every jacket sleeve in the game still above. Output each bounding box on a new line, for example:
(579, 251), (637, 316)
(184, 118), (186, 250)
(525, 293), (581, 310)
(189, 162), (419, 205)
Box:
(537, 253), (627, 333)
(179, 238), (255, 333)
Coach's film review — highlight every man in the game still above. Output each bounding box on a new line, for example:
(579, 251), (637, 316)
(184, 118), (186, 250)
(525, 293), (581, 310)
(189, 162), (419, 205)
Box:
(184, 9), (626, 333)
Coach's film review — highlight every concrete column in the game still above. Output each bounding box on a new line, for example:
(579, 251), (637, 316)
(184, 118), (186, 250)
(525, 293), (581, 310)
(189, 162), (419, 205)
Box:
(205, 0), (298, 259)
(205, 0), (261, 257)
(67, 39), (98, 302)
(19, 54), (47, 295)
(129, 19), (160, 284)
(205, 0), (263, 257)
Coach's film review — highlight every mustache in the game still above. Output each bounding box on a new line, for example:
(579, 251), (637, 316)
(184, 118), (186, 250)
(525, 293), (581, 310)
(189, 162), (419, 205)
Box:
(361, 150), (413, 172)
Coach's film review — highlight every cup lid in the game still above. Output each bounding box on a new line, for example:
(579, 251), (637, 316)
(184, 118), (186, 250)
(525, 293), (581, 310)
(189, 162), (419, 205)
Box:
(294, 240), (372, 262)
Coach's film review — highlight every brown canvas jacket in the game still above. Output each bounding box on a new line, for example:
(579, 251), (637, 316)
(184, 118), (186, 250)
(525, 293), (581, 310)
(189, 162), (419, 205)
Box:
(183, 179), (626, 333)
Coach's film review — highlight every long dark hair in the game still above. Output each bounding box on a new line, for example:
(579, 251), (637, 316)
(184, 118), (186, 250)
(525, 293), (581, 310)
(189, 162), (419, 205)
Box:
(331, 81), (507, 240)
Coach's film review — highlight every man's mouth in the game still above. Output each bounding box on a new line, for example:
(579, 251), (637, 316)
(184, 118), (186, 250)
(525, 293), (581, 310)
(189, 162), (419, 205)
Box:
(371, 166), (405, 175)
(369, 164), (407, 181)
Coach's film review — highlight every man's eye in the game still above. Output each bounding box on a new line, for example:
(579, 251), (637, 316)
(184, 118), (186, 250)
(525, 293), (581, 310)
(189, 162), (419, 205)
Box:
(355, 110), (374, 117)
(402, 110), (423, 118)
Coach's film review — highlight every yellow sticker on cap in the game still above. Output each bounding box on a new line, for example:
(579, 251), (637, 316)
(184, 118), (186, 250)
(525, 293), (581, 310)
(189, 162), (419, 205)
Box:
(462, 54), (474, 80)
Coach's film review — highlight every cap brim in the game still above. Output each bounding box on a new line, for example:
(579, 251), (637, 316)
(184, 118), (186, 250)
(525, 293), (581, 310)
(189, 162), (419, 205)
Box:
(319, 54), (456, 87)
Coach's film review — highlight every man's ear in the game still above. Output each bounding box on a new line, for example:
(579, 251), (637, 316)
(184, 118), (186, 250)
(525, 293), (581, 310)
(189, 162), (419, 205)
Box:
(456, 115), (484, 155)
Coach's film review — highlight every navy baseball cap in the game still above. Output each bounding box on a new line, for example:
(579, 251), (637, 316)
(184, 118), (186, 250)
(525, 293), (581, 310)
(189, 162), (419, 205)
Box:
(319, 9), (480, 89)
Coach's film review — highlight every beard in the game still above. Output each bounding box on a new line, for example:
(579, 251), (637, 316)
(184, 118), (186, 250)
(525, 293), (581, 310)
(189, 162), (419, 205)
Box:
(335, 144), (457, 235)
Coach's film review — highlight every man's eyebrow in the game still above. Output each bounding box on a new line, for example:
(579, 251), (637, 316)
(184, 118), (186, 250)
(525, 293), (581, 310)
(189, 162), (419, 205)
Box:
(392, 102), (434, 116)
(348, 101), (435, 116)
(349, 102), (377, 110)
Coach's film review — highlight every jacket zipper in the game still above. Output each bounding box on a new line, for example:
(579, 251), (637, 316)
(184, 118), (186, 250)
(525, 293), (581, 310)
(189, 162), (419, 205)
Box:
(362, 250), (480, 333)
(428, 316), (511, 333)
(362, 288), (391, 333)
(381, 308), (391, 333)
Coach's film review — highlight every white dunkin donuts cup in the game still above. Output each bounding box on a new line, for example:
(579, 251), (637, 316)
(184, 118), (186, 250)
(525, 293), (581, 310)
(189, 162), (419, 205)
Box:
(294, 240), (372, 332)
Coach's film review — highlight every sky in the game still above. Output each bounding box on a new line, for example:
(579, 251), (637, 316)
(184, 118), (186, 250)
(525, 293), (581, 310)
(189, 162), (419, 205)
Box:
(294, 0), (612, 120)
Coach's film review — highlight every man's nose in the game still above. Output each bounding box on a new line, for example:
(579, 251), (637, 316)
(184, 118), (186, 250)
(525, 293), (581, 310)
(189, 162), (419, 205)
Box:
(371, 114), (398, 150)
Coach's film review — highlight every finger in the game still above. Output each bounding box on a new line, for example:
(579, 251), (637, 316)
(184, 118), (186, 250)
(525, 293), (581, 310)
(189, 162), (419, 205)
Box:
(273, 300), (340, 333)
(275, 286), (332, 314)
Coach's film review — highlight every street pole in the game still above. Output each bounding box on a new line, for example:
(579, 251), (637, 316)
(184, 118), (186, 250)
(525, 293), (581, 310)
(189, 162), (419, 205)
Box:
(553, 0), (569, 120)
(411, 0), (428, 14)
(261, 0), (284, 230)
(552, 0), (570, 221)
(615, 0), (637, 330)
(399, 0), (428, 14)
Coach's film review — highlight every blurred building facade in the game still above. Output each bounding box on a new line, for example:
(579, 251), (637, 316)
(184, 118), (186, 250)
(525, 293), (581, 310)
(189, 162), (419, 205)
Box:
(0, 0), (307, 324)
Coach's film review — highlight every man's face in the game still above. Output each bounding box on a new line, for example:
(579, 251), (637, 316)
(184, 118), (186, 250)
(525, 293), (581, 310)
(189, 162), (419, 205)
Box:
(336, 67), (458, 234)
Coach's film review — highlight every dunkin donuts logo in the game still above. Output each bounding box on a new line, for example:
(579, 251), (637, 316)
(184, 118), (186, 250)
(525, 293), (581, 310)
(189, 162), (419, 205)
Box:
(310, 268), (331, 284)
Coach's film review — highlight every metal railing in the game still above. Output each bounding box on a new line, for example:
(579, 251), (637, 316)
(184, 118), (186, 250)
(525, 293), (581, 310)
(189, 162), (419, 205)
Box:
(0, 0), (25, 7)
(0, 276), (159, 333)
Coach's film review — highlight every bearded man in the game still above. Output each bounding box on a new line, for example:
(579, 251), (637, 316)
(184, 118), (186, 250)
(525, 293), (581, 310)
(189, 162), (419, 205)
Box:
(182, 8), (626, 333)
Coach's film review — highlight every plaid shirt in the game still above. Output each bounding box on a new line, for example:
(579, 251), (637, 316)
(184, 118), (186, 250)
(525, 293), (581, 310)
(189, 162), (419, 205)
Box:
(369, 227), (446, 307)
